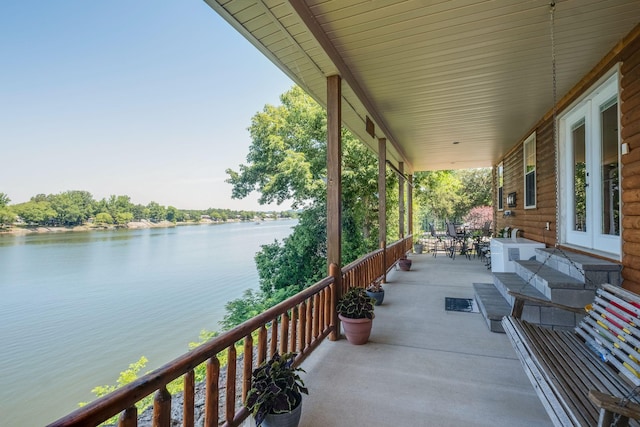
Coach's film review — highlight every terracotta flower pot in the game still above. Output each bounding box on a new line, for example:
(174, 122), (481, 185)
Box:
(399, 258), (412, 271)
(339, 313), (373, 345)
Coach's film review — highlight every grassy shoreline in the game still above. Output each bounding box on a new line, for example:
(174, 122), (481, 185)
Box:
(0, 218), (245, 236)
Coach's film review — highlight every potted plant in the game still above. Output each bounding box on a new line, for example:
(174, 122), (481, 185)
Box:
(413, 241), (424, 254)
(336, 287), (375, 345)
(245, 352), (308, 427)
(365, 280), (384, 305)
(398, 254), (412, 271)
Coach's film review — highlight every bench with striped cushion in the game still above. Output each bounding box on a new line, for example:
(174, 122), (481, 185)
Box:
(503, 284), (640, 427)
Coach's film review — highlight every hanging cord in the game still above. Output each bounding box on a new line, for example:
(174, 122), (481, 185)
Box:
(550, 1), (560, 247)
(524, 2), (596, 290)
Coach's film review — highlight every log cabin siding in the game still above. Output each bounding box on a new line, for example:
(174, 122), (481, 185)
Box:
(494, 24), (640, 291)
(621, 34), (640, 292)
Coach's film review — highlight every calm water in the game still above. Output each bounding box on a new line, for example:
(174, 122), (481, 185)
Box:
(0, 220), (296, 426)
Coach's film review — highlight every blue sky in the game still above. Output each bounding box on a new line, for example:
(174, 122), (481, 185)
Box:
(0, 1), (294, 211)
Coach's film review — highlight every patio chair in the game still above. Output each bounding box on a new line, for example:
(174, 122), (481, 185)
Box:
(445, 222), (466, 259)
(428, 223), (446, 257)
(473, 220), (492, 260)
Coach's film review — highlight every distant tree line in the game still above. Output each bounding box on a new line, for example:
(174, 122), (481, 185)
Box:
(0, 191), (294, 228)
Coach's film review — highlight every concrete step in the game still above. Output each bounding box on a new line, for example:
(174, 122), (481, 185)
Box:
(473, 282), (510, 333)
(535, 247), (621, 287)
(492, 272), (585, 330)
(514, 260), (595, 308)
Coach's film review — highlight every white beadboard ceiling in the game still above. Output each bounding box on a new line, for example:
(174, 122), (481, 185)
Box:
(205, 0), (640, 173)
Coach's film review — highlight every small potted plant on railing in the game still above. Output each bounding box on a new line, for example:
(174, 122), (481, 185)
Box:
(245, 352), (308, 427)
(336, 287), (375, 345)
(365, 280), (385, 305)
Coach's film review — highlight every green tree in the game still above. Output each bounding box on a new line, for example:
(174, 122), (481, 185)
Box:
(147, 201), (166, 222)
(166, 206), (184, 223)
(414, 170), (462, 226)
(455, 168), (492, 216)
(115, 211), (134, 225)
(100, 195), (134, 221)
(49, 192), (85, 226)
(0, 193), (10, 207)
(0, 193), (14, 227)
(0, 207), (15, 227)
(223, 86), (389, 329)
(12, 201), (57, 225)
(95, 212), (114, 225)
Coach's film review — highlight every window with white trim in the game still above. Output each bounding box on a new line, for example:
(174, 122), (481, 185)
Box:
(497, 162), (504, 211)
(524, 133), (536, 208)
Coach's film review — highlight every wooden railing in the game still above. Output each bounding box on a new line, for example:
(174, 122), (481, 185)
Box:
(48, 236), (413, 427)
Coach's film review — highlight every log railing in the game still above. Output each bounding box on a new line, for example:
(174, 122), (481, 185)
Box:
(48, 236), (413, 427)
(341, 235), (413, 295)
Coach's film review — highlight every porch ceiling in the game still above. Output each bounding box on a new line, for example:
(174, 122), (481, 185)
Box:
(205, 0), (640, 173)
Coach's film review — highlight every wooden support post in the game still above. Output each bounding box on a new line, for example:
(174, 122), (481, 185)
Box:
(399, 162), (405, 238)
(378, 138), (387, 283)
(326, 74), (341, 272)
(327, 74), (342, 342)
(408, 173), (413, 238)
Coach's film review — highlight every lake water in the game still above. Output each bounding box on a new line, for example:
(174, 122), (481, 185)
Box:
(0, 220), (296, 427)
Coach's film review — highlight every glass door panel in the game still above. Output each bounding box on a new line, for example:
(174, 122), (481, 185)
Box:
(572, 120), (587, 232)
(600, 100), (619, 236)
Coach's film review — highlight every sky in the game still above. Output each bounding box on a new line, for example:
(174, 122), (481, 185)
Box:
(0, 1), (295, 211)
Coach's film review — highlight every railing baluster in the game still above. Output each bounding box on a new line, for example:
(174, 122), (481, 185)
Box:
(290, 306), (298, 352)
(270, 317), (278, 357)
(318, 290), (324, 333)
(305, 298), (313, 347)
(258, 325), (267, 365)
(205, 356), (219, 427)
(152, 387), (171, 427)
(323, 288), (331, 332)
(280, 312), (289, 354)
(184, 370), (195, 427)
(118, 406), (137, 427)
(299, 302), (306, 351)
(225, 346), (237, 425)
(243, 334), (253, 403)
(312, 293), (320, 339)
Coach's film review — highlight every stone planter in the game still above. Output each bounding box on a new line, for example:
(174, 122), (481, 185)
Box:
(366, 290), (385, 305)
(413, 243), (424, 254)
(338, 314), (373, 345)
(261, 400), (302, 427)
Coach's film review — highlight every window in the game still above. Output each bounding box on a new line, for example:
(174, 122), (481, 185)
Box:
(497, 162), (504, 211)
(524, 133), (536, 208)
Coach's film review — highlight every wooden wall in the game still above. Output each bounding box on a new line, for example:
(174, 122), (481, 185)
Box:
(494, 24), (640, 291)
(621, 34), (640, 291)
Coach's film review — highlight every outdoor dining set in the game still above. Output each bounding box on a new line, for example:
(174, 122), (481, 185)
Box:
(426, 221), (492, 265)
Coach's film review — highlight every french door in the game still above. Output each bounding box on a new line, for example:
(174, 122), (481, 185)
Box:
(561, 73), (620, 257)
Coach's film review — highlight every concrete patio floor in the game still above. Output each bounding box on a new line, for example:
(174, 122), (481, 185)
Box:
(296, 252), (553, 426)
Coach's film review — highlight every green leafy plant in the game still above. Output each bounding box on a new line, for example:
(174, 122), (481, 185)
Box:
(336, 287), (375, 319)
(245, 352), (308, 427)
